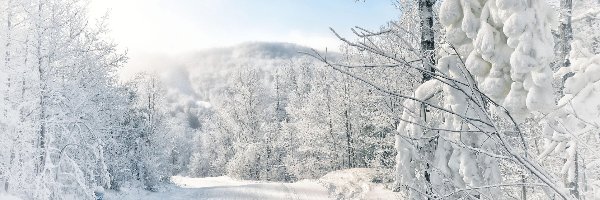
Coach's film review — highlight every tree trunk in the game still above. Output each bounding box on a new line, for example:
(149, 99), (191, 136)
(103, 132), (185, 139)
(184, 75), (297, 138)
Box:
(344, 79), (353, 168)
(3, 0), (13, 191)
(420, 0), (436, 82)
(419, 0), (436, 199)
(559, 0), (573, 69)
(36, 1), (48, 175)
(559, 0), (579, 198)
(521, 174), (527, 200)
(567, 152), (579, 199)
(559, 0), (574, 96)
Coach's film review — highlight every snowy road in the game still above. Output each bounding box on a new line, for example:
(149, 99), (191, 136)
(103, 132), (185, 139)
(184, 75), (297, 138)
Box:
(106, 169), (401, 200)
(106, 176), (331, 200)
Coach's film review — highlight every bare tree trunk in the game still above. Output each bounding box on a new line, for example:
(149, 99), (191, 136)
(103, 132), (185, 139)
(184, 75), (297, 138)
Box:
(559, 0), (579, 199)
(419, 0), (436, 82)
(559, 0), (574, 96)
(343, 79), (353, 168)
(567, 152), (579, 199)
(36, 0), (48, 175)
(419, 0), (436, 199)
(559, 0), (573, 69)
(521, 174), (527, 200)
(3, 0), (13, 191)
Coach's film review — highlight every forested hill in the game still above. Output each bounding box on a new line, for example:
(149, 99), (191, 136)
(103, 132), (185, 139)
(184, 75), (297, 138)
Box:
(157, 40), (405, 183)
(156, 42), (334, 131)
(192, 42), (321, 60)
(159, 41), (334, 99)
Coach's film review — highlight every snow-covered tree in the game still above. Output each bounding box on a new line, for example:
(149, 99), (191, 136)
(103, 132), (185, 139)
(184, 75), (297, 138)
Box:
(104, 74), (174, 191)
(0, 0), (131, 198)
(308, 0), (584, 199)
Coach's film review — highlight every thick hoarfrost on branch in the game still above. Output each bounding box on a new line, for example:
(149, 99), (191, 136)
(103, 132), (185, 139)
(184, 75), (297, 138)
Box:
(540, 40), (600, 188)
(441, 0), (557, 121)
(395, 0), (559, 198)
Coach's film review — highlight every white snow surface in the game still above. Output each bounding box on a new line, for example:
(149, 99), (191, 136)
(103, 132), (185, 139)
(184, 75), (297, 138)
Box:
(105, 168), (398, 200)
(320, 168), (401, 200)
(106, 176), (328, 200)
(0, 193), (23, 200)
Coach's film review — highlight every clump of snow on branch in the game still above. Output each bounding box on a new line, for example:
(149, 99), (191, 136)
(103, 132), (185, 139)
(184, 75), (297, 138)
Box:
(396, 0), (559, 198)
(540, 40), (600, 194)
(441, 0), (557, 122)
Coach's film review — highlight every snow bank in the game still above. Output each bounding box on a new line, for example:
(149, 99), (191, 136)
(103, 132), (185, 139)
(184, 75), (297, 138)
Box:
(319, 168), (399, 200)
(0, 193), (23, 200)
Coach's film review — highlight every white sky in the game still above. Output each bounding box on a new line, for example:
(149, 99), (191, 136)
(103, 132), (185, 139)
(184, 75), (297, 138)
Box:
(88, 0), (398, 78)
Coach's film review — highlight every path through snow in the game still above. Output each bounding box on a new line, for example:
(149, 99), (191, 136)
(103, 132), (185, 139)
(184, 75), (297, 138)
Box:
(106, 176), (330, 200)
(105, 168), (400, 200)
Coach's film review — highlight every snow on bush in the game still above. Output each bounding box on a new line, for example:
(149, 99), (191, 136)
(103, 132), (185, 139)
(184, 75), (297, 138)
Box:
(320, 168), (399, 200)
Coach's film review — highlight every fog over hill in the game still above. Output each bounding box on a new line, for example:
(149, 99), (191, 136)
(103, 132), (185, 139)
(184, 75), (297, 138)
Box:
(155, 42), (334, 130)
(196, 42), (319, 60)
(159, 42), (333, 100)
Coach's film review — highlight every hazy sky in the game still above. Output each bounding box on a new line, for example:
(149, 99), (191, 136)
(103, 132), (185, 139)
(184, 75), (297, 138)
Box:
(88, 0), (399, 78)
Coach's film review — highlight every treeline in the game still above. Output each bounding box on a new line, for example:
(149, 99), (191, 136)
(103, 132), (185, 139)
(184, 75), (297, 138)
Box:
(186, 41), (421, 182)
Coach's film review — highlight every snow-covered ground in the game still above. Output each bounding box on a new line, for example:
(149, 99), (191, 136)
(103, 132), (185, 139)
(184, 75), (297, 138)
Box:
(105, 168), (400, 200)
(106, 176), (329, 200)
(0, 193), (23, 200)
(320, 168), (401, 200)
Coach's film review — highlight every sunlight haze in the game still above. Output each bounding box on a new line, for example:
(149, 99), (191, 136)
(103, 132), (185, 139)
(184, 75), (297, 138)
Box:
(88, 0), (399, 78)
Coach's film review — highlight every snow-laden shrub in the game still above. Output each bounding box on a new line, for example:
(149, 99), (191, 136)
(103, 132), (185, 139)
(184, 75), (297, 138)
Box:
(226, 143), (263, 180)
